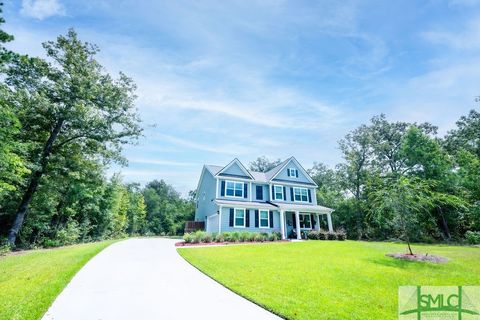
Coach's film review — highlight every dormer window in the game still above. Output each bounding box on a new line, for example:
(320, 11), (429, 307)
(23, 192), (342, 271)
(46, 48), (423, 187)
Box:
(287, 168), (298, 178)
(225, 181), (244, 198)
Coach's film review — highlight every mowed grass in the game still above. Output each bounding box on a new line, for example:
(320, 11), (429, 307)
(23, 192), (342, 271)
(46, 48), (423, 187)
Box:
(178, 241), (480, 320)
(0, 240), (116, 320)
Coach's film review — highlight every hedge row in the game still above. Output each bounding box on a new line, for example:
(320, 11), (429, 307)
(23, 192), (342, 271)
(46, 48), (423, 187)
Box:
(307, 230), (347, 240)
(183, 231), (283, 244)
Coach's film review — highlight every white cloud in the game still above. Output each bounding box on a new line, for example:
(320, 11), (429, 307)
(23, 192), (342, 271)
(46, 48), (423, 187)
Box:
(20, 0), (66, 20)
(422, 17), (480, 50)
(128, 158), (197, 167)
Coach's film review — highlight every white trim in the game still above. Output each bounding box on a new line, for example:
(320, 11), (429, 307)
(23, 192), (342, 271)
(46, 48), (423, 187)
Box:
(248, 182), (252, 201)
(279, 210), (286, 239)
(218, 206), (222, 233)
(293, 187), (309, 203)
(216, 158), (254, 180)
(224, 180), (245, 198)
(273, 184), (284, 201)
(233, 208), (246, 228)
(269, 157), (318, 187)
(215, 178), (219, 198)
(259, 209), (270, 229)
(287, 168), (298, 178)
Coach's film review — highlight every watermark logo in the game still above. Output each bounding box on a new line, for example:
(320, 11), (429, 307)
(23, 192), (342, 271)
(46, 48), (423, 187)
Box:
(399, 286), (480, 319)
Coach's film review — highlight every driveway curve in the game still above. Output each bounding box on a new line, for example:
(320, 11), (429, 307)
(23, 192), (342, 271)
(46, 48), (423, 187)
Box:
(42, 238), (280, 320)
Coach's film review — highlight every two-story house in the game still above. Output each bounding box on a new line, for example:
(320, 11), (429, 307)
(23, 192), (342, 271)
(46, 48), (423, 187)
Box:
(194, 156), (334, 240)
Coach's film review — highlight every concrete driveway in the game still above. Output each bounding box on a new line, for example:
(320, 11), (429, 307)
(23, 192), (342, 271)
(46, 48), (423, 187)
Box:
(42, 238), (281, 320)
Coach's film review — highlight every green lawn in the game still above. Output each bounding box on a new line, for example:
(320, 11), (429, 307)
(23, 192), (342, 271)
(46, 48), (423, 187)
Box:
(178, 241), (480, 320)
(0, 240), (116, 320)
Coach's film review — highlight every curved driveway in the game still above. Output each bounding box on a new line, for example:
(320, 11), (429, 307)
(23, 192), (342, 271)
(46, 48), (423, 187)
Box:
(42, 238), (280, 320)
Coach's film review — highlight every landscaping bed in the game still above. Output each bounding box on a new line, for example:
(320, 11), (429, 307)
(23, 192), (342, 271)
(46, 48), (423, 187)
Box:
(182, 231), (283, 245)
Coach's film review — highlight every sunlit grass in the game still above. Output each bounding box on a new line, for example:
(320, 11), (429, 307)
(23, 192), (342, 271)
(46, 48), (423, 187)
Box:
(178, 241), (480, 320)
(0, 240), (116, 320)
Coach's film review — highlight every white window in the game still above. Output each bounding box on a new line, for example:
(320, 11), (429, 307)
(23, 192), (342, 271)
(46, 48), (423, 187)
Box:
(274, 185), (284, 200)
(287, 168), (298, 177)
(226, 181), (244, 198)
(300, 214), (312, 229)
(293, 187), (309, 202)
(259, 210), (269, 228)
(234, 208), (246, 227)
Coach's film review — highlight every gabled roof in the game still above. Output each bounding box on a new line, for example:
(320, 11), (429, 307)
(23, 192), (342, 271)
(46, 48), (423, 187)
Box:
(216, 158), (254, 180)
(202, 157), (317, 186)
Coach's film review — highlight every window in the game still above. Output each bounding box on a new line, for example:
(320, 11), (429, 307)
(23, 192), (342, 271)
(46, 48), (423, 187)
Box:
(226, 181), (244, 197)
(256, 185), (263, 200)
(293, 187), (308, 202)
(259, 210), (269, 228)
(234, 208), (246, 227)
(274, 185), (284, 200)
(300, 214), (312, 229)
(287, 168), (298, 177)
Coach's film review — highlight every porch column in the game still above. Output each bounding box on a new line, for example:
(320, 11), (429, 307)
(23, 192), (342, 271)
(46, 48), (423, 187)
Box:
(279, 210), (286, 240)
(295, 211), (301, 240)
(218, 206), (222, 234)
(327, 212), (333, 233)
(316, 213), (321, 231)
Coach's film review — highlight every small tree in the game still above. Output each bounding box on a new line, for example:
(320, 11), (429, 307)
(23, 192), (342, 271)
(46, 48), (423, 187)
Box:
(370, 176), (433, 255)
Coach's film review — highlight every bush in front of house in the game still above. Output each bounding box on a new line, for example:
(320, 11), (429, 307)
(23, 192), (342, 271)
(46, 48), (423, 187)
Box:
(465, 231), (480, 244)
(307, 230), (319, 240)
(182, 231), (285, 245)
(306, 230), (347, 241)
(327, 232), (337, 240)
(214, 233), (224, 242)
(239, 232), (250, 242)
(193, 231), (207, 243)
(183, 233), (193, 243)
(336, 229), (347, 241)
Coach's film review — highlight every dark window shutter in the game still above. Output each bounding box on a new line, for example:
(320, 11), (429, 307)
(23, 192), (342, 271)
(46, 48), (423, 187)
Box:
(287, 168), (291, 177)
(255, 210), (259, 228)
(269, 211), (274, 228)
(229, 208), (234, 227)
(256, 186), (263, 200)
(283, 186), (286, 201)
(308, 189), (312, 203)
(293, 215), (296, 228)
(246, 209), (250, 227)
(271, 185), (275, 200)
(310, 214), (315, 229)
(221, 181), (225, 196)
(290, 187), (294, 202)
(244, 183), (248, 198)
(295, 170), (298, 178)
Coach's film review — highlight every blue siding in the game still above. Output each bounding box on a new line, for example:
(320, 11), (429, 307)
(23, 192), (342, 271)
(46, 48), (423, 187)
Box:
(253, 183), (270, 201)
(220, 162), (250, 177)
(274, 160), (311, 184)
(195, 168), (218, 221)
(219, 207), (281, 233)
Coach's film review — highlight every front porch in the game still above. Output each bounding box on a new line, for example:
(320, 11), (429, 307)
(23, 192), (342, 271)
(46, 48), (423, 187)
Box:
(277, 204), (334, 240)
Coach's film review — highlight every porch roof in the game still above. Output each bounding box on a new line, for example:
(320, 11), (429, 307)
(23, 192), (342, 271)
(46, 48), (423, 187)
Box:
(275, 203), (333, 213)
(214, 199), (277, 209)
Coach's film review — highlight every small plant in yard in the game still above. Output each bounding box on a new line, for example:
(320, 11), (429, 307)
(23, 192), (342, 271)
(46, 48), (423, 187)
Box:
(214, 233), (224, 242)
(253, 233), (263, 242)
(465, 231), (480, 244)
(203, 233), (213, 243)
(268, 232), (280, 241)
(231, 232), (241, 242)
(222, 232), (232, 242)
(248, 232), (256, 242)
(307, 230), (319, 240)
(193, 231), (206, 243)
(336, 229), (347, 241)
(239, 232), (250, 242)
(327, 232), (336, 240)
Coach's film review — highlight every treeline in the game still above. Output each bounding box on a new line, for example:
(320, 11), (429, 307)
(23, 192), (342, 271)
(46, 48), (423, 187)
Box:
(307, 112), (480, 243)
(0, 9), (193, 249)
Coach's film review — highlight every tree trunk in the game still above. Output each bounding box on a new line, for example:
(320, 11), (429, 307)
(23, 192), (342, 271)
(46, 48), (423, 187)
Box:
(7, 119), (64, 247)
(437, 207), (451, 240)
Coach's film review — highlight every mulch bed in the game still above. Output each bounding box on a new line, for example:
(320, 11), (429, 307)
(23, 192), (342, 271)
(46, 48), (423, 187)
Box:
(386, 253), (449, 263)
(175, 240), (290, 247)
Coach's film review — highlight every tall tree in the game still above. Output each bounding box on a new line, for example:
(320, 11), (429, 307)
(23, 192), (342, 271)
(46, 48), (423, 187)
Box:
(5, 30), (142, 246)
(249, 156), (282, 172)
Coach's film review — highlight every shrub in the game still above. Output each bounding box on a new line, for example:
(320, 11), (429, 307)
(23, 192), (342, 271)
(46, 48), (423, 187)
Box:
(307, 230), (319, 240)
(193, 231), (206, 243)
(268, 233), (278, 241)
(215, 233), (224, 242)
(42, 239), (61, 248)
(204, 233), (213, 243)
(231, 232), (241, 242)
(327, 232), (336, 240)
(273, 231), (282, 240)
(183, 233), (193, 243)
(239, 232), (250, 242)
(259, 233), (268, 242)
(336, 229), (347, 241)
(466, 231), (480, 245)
(253, 233), (263, 242)
(222, 232), (232, 242)
(56, 221), (81, 246)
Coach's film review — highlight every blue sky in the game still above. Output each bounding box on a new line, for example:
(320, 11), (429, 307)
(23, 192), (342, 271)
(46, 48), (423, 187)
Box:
(4, 0), (480, 195)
